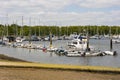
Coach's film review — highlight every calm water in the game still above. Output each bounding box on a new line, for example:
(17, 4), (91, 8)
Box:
(0, 39), (120, 68)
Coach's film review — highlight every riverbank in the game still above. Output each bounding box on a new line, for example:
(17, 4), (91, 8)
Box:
(0, 54), (27, 62)
(0, 54), (120, 80)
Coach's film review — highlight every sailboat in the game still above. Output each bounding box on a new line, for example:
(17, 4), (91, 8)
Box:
(15, 17), (26, 44)
(2, 15), (10, 46)
(25, 17), (37, 49)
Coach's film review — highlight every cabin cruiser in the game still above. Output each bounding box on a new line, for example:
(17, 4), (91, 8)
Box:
(44, 35), (58, 41)
(2, 36), (9, 45)
(90, 35), (101, 39)
(31, 36), (39, 41)
(68, 32), (78, 40)
(16, 37), (25, 43)
(112, 39), (120, 43)
(68, 35), (87, 50)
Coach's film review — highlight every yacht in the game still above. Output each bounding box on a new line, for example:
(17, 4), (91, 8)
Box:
(112, 39), (120, 43)
(68, 35), (87, 50)
(16, 37), (24, 43)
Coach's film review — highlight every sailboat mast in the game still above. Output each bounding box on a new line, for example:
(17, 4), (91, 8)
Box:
(0, 20), (3, 42)
(33, 17), (36, 36)
(6, 14), (8, 37)
(21, 16), (24, 37)
(39, 18), (41, 37)
(115, 26), (118, 38)
(29, 17), (31, 44)
(15, 20), (18, 37)
(97, 26), (99, 39)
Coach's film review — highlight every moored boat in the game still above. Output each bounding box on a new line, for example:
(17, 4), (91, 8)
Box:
(65, 50), (85, 57)
(103, 51), (117, 56)
(112, 39), (120, 43)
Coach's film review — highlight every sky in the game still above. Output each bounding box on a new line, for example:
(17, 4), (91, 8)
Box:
(0, 0), (120, 26)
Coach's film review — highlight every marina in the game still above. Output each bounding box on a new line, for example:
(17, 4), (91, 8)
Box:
(0, 1), (120, 80)
(0, 39), (120, 68)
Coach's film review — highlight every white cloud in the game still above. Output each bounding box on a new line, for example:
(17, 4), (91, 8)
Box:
(0, 0), (120, 14)
(78, 0), (120, 8)
(0, 0), (120, 26)
(1, 10), (120, 26)
(0, 0), (72, 12)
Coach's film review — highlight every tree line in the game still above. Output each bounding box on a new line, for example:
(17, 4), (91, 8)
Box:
(0, 24), (120, 37)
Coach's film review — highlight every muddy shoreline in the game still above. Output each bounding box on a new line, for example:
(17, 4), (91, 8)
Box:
(0, 54), (27, 62)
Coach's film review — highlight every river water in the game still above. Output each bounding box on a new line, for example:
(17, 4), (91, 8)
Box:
(0, 39), (120, 68)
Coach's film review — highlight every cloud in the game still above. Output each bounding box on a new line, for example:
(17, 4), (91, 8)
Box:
(39, 11), (120, 26)
(6, 10), (119, 26)
(0, 0), (120, 26)
(0, 0), (72, 13)
(1, 10), (120, 26)
(0, 0), (119, 14)
(78, 0), (120, 8)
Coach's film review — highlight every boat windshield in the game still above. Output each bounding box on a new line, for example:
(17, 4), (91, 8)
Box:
(73, 42), (77, 44)
(79, 42), (82, 44)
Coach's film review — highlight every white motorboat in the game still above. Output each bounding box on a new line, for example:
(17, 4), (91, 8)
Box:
(112, 39), (120, 43)
(65, 50), (105, 57)
(44, 36), (58, 41)
(103, 51), (117, 56)
(16, 37), (25, 43)
(68, 36), (87, 50)
(65, 51), (85, 57)
(90, 35), (101, 39)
